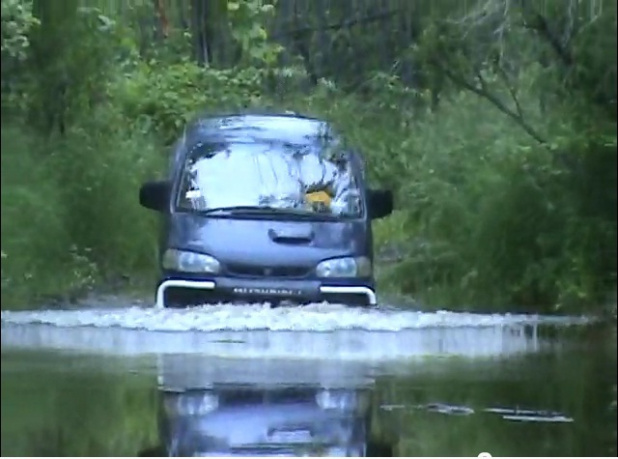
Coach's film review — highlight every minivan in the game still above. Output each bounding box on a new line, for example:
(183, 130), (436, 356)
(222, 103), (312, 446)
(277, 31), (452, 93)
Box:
(138, 112), (393, 308)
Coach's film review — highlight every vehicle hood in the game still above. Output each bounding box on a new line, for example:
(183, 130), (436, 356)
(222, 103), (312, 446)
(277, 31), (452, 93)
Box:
(165, 213), (368, 266)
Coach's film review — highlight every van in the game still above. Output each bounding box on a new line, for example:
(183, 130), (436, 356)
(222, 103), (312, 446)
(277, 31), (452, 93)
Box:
(138, 113), (393, 308)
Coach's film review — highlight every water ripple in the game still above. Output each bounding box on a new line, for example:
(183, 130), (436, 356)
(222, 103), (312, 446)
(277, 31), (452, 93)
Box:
(0, 303), (593, 332)
(0, 303), (594, 360)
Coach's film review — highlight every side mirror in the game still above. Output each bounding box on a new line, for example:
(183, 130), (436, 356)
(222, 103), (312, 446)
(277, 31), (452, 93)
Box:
(139, 180), (171, 212)
(367, 188), (394, 220)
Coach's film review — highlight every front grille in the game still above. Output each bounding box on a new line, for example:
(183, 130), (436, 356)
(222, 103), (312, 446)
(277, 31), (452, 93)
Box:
(225, 263), (310, 278)
(164, 287), (225, 307)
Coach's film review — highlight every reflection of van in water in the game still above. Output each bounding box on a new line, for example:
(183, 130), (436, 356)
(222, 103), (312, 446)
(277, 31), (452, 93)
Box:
(138, 355), (394, 457)
(139, 112), (394, 308)
(148, 386), (389, 457)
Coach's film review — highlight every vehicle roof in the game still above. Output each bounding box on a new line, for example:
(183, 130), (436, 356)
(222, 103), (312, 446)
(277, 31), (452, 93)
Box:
(183, 113), (336, 147)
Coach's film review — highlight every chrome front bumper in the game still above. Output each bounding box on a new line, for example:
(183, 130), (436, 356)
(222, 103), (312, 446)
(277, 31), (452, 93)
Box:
(155, 278), (377, 308)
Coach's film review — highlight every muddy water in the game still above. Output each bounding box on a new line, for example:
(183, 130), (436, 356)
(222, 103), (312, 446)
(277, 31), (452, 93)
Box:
(1, 303), (616, 456)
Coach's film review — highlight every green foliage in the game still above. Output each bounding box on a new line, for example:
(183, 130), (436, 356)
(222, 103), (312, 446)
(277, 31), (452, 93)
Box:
(280, 73), (616, 312)
(116, 62), (266, 145)
(0, 110), (163, 308)
(28, 4), (131, 134)
(1, 0), (38, 61)
(1, 125), (85, 306)
(1, 0), (38, 111)
(0, 0), (615, 313)
(227, 0), (281, 65)
(47, 105), (164, 276)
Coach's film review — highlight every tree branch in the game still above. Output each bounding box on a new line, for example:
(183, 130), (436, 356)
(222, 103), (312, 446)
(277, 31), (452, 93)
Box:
(272, 9), (401, 41)
(519, 3), (574, 67)
(432, 59), (547, 145)
(493, 60), (524, 119)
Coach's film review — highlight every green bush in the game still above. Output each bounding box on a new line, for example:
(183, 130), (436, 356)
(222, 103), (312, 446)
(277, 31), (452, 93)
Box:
(116, 62), (267, 145)
(1, 125), (83, 307)
(1, 106), (164, 308)
(275, 83), (615, 313)
(48, 104), (164, 276)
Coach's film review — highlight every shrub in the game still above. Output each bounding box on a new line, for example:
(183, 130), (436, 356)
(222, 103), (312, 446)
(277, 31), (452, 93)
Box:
(1, 105), (164, 308)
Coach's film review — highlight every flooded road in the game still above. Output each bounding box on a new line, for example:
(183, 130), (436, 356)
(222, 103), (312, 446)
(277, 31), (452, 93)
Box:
(1, 303), (616, 456)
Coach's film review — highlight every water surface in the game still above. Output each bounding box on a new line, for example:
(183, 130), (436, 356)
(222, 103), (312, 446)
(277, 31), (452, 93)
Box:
(1, 303), (616, 456)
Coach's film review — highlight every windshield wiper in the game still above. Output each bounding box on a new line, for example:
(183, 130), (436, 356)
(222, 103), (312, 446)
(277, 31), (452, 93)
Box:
(202, 206), (337, 219)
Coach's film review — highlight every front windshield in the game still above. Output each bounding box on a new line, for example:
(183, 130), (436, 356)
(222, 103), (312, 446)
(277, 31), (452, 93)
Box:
(176, 141), (363, 219)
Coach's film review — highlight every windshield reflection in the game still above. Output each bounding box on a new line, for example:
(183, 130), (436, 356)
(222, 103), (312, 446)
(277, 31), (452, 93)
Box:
(176, 141), (362, 219)
(139, 356), (393, 457)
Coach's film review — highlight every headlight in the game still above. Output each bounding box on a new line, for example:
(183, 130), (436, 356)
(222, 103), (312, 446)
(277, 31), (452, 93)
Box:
(315, 256), (372, 278)
(161, 249), (221, 273)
